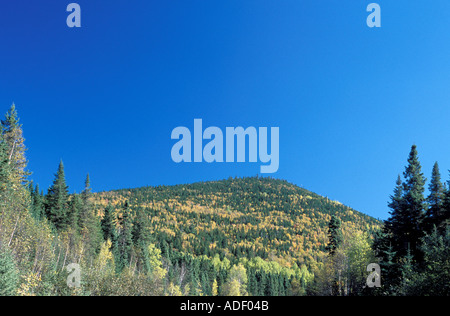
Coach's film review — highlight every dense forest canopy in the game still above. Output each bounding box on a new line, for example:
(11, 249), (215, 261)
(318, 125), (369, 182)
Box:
(94, 177), (380, 269)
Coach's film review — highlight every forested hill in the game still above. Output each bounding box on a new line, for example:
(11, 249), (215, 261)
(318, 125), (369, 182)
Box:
(2, 104), (446, 296)
(93, 177), (380, 268)
(0, 105), (382, 296)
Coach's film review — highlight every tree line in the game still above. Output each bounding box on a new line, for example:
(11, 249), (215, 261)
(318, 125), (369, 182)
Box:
(309, 145), (449, 295)
(0, 104), (448, 296)
(0, 104), (314, 296)
(0, 104), (167, 295)
(373, 145), (449, 295)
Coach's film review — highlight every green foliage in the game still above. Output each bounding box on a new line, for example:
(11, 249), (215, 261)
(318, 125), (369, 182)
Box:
(116, 201), (134, 273)
(45, 161), (70, 231)
(101, 204), (117, 244)
(93, 176), (380, 296)
(401, 145), (426, 259)
(326, 215), (342, 256)
(12, 104), (450, 296)
(0, 103), (29, 185)
(373, 145), (450, 296)
(0, 105), (173, 296)
(401, 227), (450, 295)
(0, 131), (12, 193)
(29, 183), (45, 221)
(221, 264), (248, 296)
(0, 245), (19, 296)
(426, 162), (445, 233)
(97, 177), (379, 266)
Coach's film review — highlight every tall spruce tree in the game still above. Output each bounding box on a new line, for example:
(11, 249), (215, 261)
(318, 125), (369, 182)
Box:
(401, 145), (426, 259)
(325, 215), (342, 256)
(101, 204), (117, 243)
(78, 174), (103, 257)
(373, 174), (408, 293)
(426, 162), (444, 233)
(82, 174), (91, 199)
(379, 174), (408, 264)
(116, 201), (134, 272)
(101, 203), (119, 266)
(46, 160), (70, 230)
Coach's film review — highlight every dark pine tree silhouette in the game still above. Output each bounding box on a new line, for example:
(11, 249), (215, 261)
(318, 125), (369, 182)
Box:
(45, 160), (70, 231)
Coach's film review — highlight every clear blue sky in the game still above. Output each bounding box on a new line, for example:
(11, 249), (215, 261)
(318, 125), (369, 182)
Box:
(1, 1), (450, 220)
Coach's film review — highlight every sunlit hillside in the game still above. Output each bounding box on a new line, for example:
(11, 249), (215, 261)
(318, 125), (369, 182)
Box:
(94, 177), (381, 269)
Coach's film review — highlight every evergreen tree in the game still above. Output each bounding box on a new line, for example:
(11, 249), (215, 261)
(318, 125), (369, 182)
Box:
(269, 273), (279, 296)
(425, 162), (444, 233)
(131, 206), (151, 274)
(78, 174), (103, 258)
(399, 244), (415, 295)
(401, 145), (426, 259)
(410, 227), (450, 295)
(101, 204), (117, 243)
(325, 215), (342, 256)
(116, 201), (134, 273)
(258, 272), (267, 296)
(374, 174), (406, 275)
(385, 175), (405, 240)
(247, 268), (258, 296)
(374, 147), (450, 295)
(132, 206), (150, 246)
(0, 245), (18, 296)
(379, 242), (398, 294)
(45, 160), (70, 230)
(82, 173), (91, 198)
(29, 183), (45, 221)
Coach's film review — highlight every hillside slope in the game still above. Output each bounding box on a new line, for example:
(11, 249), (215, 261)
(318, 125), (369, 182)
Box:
(93, 177), (380, 268)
